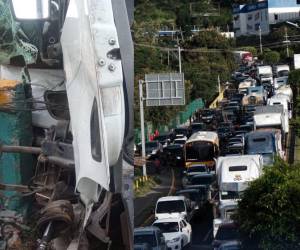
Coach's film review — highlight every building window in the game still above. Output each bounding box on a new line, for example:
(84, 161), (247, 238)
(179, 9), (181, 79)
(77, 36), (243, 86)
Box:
(274, 13), (278, 21)
(90, 98), (102, 162)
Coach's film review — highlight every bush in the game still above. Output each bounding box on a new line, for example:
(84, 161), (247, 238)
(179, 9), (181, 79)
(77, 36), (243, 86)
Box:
(235, 160), (300, 249)
(263, 51), (280, 65)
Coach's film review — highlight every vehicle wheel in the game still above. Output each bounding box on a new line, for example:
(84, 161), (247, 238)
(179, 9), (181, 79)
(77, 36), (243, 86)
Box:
(181, 240), (184, 250)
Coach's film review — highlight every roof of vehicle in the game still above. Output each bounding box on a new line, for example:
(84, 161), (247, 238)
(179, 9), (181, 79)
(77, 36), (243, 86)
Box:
(174, 137), (187, 141)
(254, 105), (283, 115)
(153, 217), (183, 224)
(268, 95), (289, 105)
(157, 196), (185, 202)
(186, 131), (219, 145)
(134, 226), (161, 234)
(245, 131), (276, 154)
(217, 155), (263, 186)
(254, 113), (282, 127)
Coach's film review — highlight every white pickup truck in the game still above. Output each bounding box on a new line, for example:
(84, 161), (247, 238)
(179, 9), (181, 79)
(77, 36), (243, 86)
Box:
(257, 65), (273, 85)
(254, 105), (288, 135)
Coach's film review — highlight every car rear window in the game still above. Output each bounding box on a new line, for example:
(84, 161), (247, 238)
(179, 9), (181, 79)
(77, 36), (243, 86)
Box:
(134, 233), (156, 247)
(156, 200), (185, 213)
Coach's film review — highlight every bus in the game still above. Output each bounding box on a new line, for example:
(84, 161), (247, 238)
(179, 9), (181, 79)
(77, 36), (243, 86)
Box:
(184, 131), (219, 170)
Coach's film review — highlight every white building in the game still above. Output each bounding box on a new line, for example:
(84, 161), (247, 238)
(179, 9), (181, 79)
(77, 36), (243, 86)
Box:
(233, 1), (270, 37)
(233, 0), (300, 37)
(268, 0), (300, 24)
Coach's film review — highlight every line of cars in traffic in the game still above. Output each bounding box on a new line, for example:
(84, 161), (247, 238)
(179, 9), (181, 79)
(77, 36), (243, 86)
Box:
(134, 61), (293, 249)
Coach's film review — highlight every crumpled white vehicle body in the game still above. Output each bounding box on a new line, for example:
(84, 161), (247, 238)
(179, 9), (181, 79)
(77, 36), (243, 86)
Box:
(0, 65), (65, 129)
(61, 0), (125, 206)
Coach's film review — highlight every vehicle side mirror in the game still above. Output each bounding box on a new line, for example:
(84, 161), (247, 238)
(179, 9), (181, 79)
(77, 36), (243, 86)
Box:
(11, 0), (50, 20)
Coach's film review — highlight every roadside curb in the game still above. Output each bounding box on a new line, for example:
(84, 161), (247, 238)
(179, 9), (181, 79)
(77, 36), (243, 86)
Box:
(139, 168), (176, 227)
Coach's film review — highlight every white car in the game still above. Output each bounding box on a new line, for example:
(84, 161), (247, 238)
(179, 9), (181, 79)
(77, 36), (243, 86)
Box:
(153, 218), (192, 250)
(155, 196), (193, 221)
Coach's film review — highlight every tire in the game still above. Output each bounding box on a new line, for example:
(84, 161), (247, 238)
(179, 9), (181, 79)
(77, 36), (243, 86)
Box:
(181, 240), (184, 250)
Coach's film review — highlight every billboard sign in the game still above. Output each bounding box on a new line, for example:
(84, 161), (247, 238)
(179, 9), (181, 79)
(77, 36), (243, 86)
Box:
(145, 73), (185, 106)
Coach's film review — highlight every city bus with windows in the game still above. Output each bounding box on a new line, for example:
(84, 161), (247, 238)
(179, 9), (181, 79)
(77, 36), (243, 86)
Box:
(184, 131), (219, 170)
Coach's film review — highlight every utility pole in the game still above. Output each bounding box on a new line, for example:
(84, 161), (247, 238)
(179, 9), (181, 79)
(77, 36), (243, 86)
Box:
(139, 80), (147, 176)
(259, 25), (263, 54)
(178, 45), (182, 73)
(285, 27), (290, 58)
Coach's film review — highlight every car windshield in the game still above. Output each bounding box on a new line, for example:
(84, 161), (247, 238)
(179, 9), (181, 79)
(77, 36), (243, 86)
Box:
(278, 70), (289, 77)
(186, 142), (215, 161)
(153, 222), (179, 233)
(177, 191), (203, 201)
(221, 191), (243, 200)
(134, 233), (156, 247)
(191, 175), (214, 185)
(187, 166), (207, 173)
(156, 135), (168, 141)
(218, 127), (230, 133)
(145, 142), (158, 154)
(215, 225), (239, 241)
(175, 128), (188, 135)
(191, 124), (204, 131)
(175, 139), (185, 145)
(203, 110), (213, 116)
(156, 200), (185, 213)
(146, 142), (158, 148)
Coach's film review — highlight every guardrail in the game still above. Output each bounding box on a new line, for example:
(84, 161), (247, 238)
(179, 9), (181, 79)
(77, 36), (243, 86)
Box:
(134, 175), (150, 190)
(209, 88), (225, 109)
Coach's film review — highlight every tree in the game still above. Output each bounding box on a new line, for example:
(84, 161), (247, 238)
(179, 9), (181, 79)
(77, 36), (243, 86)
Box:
(238, 46), (257, 56)
(288, 69), (300, 96)
(235, 160), (300, 250)
(263, 51), (280, 65)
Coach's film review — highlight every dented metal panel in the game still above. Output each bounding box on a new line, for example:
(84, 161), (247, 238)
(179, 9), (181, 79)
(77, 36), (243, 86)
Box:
(61, 0), (125, 207)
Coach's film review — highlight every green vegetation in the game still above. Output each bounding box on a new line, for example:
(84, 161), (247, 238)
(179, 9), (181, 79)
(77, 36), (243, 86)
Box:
(235, 160), (300, 249)
(263, 50), (280, 65)
(134, 0), (236, 128)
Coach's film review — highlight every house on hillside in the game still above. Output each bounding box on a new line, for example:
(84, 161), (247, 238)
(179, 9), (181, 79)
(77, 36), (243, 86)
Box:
(233, 0), (300, 37)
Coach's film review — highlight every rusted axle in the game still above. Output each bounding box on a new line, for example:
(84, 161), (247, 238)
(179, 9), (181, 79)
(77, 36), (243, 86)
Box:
(0, 145), (42, 155)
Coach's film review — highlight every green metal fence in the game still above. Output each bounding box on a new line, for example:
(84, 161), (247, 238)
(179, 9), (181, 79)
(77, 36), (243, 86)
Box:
(135, 98), (204, 144)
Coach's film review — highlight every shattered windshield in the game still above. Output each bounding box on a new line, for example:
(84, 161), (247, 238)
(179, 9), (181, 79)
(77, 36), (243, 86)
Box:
(0, 0), (38, 64)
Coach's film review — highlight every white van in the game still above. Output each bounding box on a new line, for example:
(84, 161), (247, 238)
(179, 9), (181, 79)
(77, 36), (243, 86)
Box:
(155, 196), (194, 222)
